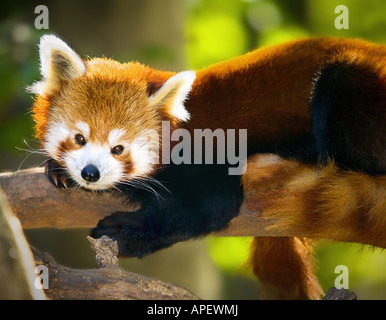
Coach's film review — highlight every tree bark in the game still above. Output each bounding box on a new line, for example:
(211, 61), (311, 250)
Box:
(0, 189), (45, 299)
(0, 165), (385, 249)
(33, 247), (199, 300)
(323, 288), (357, 300)
(0, 185), (199, 300)
(0, 167), (275, 234)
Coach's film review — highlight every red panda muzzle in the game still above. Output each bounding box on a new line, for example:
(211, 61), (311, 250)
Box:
(81, 164), (100, 183)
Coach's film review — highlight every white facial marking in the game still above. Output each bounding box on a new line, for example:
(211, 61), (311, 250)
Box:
(129, 129), (160, 176)
(108, 129), (126, 146)
(45, 123), (161, 190)
(64, 142), (123, 190)
(76, 121), (90, 138)
(44, 121), (70, 161)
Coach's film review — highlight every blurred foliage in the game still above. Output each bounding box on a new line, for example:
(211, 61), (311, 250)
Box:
(0, 0), (385, 299)
(187, 0), (386, 69)
(208, 237), (252, 275)
(316, 242), (386, 299)
(0, 18), (43, 168)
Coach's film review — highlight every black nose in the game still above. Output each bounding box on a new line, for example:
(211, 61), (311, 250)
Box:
(81, 164), (100, 182)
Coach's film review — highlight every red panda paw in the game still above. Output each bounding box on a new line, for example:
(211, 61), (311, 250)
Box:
(45, 158), (75, 189)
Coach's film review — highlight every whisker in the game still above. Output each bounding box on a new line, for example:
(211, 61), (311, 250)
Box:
(16, 148), (49, 156)
(125, 174), (171, 195)
(112, 185), (123, 193)
(119, 178), (164, 202)
(69, 183), (82, 195)
(37, 158), (52, 167)
(132, 180), (164, 199)
(17, 151), (33, 172)
(45, 168), (68, 173)
(15, 139), (51, 171)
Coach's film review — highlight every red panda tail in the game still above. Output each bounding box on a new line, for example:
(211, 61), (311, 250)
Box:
(249, 237), (323, 300)
(244, 153), (386, 299)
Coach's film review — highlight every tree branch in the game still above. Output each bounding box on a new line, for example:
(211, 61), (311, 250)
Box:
(0, 189), (45, 299)
(32, 246), (199, 300)
(0, 168), (138, 229)
(323, 288), (357, 300)
(0, 158), (385, 249)
(0, 167), (275, 234)
(0, 186), (199, 300)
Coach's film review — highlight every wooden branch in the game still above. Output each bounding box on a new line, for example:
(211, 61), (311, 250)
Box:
(0, 167), (274, 235)
(0, 163), (385, 249)
(0, 168), (138, 229)
(323, 288), (357, 300)
(0, 189), (45, 300)
(33, 247), (199, 300)
(0, 186), (198, 300)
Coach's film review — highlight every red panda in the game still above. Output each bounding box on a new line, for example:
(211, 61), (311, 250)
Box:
(29, 35), (385, 299)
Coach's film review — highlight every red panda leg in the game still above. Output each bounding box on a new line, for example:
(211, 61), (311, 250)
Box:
(243, 154), (323, 299)
(311, 55), (386, 175)
(250, 237), (323, 300)
(91, 163), (244, 257)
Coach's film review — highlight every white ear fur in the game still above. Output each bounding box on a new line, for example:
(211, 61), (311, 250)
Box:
(39, 34), (86, 79)
(148, 71), (196, 122)
(28, 34), (86, 95)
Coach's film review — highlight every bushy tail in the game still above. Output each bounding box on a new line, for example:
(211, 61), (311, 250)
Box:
(244, 154), (386, 299)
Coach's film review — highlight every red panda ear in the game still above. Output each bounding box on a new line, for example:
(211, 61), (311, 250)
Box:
(28, 35), (86, 96)
(148, 71), (196, 122)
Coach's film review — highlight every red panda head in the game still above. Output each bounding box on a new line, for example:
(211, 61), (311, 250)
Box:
(29, 35), (195, 190)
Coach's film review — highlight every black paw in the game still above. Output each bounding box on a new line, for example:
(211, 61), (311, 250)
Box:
(90, 210), (174, 258)
(45, 159), (76, 188)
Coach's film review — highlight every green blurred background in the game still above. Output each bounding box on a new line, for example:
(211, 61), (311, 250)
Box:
(0, 0), (385, 299)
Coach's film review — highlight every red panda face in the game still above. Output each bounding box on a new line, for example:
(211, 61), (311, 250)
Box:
(30, 35), (195, 190)
(42, 63), (162, 190)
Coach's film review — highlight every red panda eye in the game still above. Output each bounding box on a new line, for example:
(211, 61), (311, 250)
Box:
(112, 145), (124, 155)
(75, 134), (86, 146)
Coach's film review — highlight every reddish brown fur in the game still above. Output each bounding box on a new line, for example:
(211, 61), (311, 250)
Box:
(184, 37), (385, 148)
(33, 37), (385, 157)
(250, 237), (322, 300)
(34, 60), (163, 142)
(243, 155), (386, 247)
(32, 37), (386, 299)
(243, 154), (385, 299)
